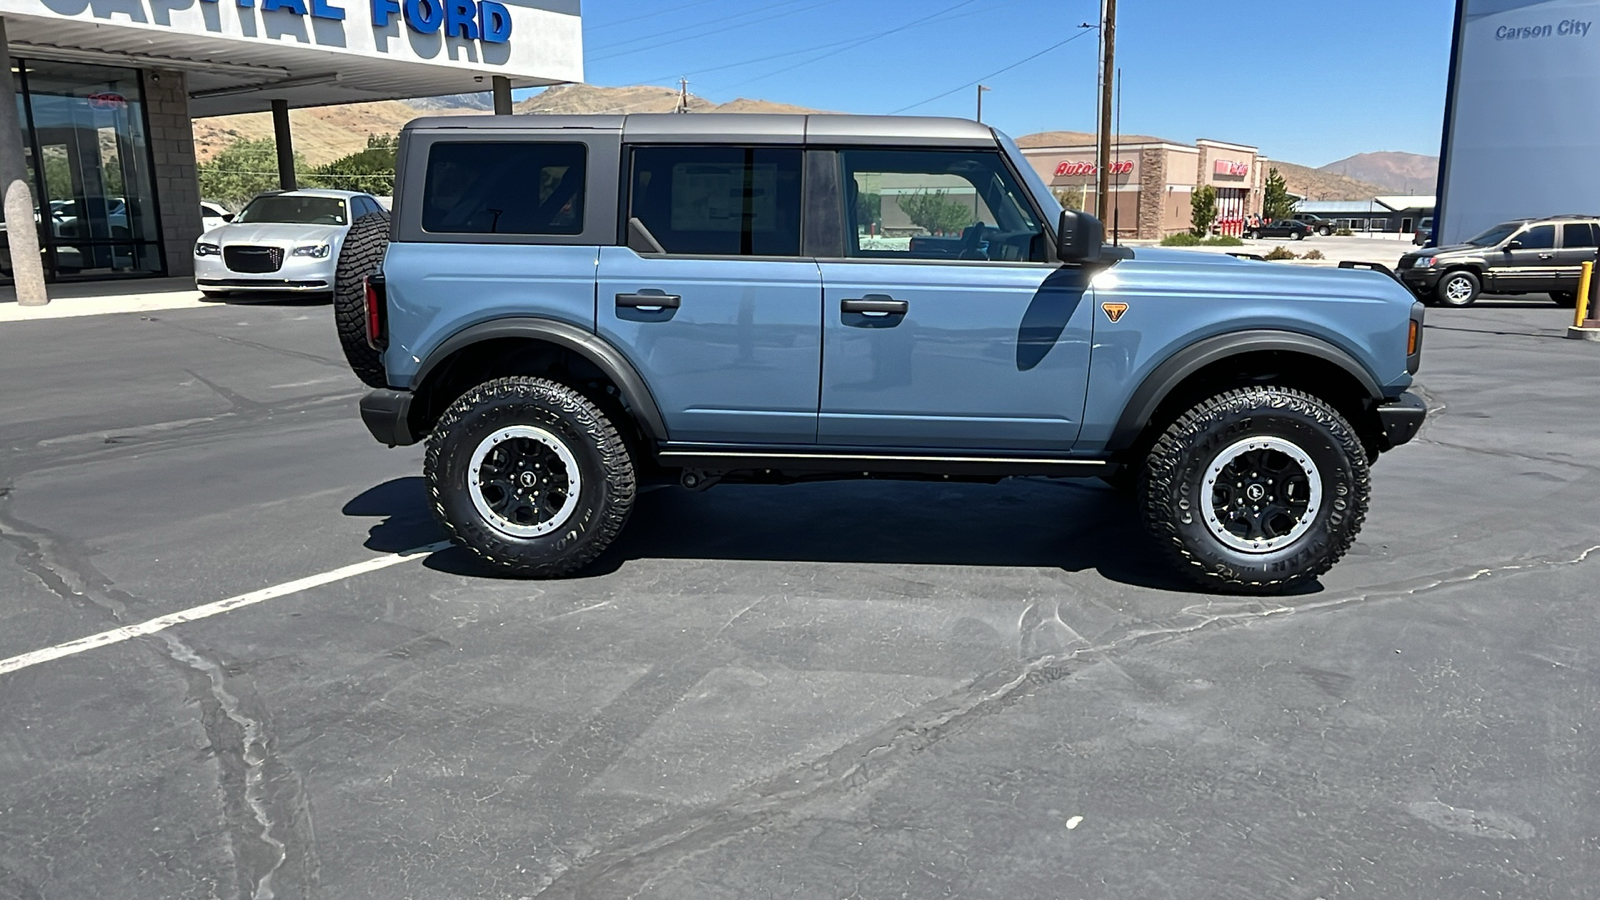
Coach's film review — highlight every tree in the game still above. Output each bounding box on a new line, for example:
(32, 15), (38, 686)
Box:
(1263, 166), (1296, 221)
(1054, 188), (1083, 212)
(897, 189), (974, 236)
(854, 189), (882, 232)
(1190, 184), (1218, 237)
(198, 138), (306, 209)
(306, 134), (398, 196)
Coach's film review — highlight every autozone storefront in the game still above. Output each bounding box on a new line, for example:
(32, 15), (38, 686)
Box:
(1019, 136), (1265, 240)
(0, 0), (581, 292)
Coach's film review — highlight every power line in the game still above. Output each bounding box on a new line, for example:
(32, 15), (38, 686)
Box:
(588, 0), (839, 58)
(711, 0), (986, 92)
(584, 0), (723, 33)
(633, 7), (988, 88)
(888, 29), (1096, 115)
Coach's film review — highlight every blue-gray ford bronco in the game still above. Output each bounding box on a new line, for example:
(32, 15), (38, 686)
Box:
(332, 114), (1426, 593)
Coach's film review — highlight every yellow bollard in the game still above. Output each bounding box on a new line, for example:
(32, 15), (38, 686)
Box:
(1577, 261), (1594, 327)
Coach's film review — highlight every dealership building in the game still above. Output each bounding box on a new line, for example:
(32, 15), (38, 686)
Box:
(1017, 133), (1267, 240)
(0, 0), (580, 295)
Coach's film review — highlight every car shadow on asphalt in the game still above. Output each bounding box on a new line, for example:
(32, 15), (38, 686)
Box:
(202, 292), (332, 307)
(343, 475), (1240, 593)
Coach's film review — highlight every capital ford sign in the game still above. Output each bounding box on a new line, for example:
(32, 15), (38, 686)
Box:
(1055, 160), (1133, 177)
(200, 0), (512, 42)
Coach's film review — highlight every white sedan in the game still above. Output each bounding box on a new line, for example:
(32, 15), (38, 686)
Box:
(193, 189), (384, 300)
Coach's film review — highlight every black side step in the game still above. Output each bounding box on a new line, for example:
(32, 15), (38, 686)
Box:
(655, 449), (1109, 479)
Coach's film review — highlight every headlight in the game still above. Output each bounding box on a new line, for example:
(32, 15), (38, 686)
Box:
(1412, 256), (1436, 268)
(194, 241), (220, 257)
(291, 243), (330, 259)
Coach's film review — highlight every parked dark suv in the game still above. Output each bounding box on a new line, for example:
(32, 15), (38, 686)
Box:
(1398, 215), (1600, 307)
(1292, 213), (1337, 236)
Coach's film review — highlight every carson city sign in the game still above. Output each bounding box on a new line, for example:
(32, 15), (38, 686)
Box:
(201, 0), (513, 42)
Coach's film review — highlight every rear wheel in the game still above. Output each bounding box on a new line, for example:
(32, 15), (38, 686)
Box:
(333, 209), (391, 388)
(1551, 290), (1577, 307)
(1436, 270), (1480, 307)
(1291, 231), (1304, 241)
(425, 376), (636, 577)
(1140, 386), (1370, 594)
(1249, 230), (1261, 240)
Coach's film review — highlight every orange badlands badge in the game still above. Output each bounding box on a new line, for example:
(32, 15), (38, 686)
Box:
(1101, 301), (1129, 323)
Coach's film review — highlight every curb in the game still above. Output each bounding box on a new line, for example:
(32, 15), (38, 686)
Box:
(1565, 325), (1600, 341)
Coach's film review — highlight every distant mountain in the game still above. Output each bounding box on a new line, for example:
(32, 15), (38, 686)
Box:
(1317, 152), (1439, 195)
(194, 84), (827, 166)
(404, 92), (494, 111)
(1269, 161), (1393, 203)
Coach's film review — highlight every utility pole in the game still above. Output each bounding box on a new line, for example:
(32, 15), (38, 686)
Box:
(1095, 0), (1117, 223)
(976, 84), (991, 123)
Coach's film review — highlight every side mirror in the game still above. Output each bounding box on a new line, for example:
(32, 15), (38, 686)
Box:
(1057, 209), (1103, 263)
(1505, 239), (1521, 250)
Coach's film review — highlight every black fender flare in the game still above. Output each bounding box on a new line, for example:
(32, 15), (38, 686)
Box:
(1107, 329), (1384, 451)
(411, 317), (669, 443)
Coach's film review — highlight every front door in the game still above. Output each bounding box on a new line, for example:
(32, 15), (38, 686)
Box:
(817, 148), (1093, 452)
(1494, 222), (1559, 292)
(597, 145), (822, 445)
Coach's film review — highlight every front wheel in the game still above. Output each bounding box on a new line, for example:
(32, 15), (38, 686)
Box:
(1291, 231), (1304, 241)
(1140, 386), (1370, 594)
(1436, 270), (1480, 307)
(425, 376), (636, 577)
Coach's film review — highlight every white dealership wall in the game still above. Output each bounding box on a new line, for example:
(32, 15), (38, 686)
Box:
(0, 0), (582, 114)
(1436, 0), (1600, 244)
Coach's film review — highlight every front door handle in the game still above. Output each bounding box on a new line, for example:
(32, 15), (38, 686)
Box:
(616, 291), (681, 310)
(841, 295), (908, 315)
(1538, 253), (1555, 260)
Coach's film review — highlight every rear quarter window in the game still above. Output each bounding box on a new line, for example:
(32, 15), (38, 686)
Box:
(422, 142), (586, 235)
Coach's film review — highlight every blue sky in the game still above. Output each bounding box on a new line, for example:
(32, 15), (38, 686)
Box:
(563, 0), (1457, 167)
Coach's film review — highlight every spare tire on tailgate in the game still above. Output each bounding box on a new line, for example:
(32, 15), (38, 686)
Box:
(334, 209), (392, 389)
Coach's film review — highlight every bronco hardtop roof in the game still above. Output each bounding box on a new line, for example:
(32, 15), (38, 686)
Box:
(402, 113), (998, 146)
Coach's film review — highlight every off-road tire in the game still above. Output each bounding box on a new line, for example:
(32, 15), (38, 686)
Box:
(1436, 269), (1480, 307)
(1140, 386), (1370, 594)
(1551, 290), (1577, 308)
(425, 376), (635, 577)
(333, 209), (391, 388)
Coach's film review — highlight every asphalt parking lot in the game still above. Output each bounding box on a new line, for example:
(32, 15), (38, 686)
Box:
(1, 293), (1597, 899)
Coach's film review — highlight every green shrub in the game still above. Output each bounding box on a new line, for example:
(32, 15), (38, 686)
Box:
(1160, 232), (1202, 247)
(1202, 235), (1244, 246)
(1301, 248), (1325, 260)
(1264, 246), (1299, 261)
(1335, 227), (1353, 236)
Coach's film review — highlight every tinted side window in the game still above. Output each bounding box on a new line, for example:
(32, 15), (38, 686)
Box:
(1517, 224), (1555, 249)
(422, 142), (585, 235)
(840, 148), (1046, 262)
(1563, 223), (1597, 248)
(629, 146), (803, 256)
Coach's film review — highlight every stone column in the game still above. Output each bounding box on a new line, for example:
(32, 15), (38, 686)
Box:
(492, 75), (512, 115)
(1137, 148), (1166, 240)
(143, 69), (202, 278)
(272, 99), (296, 190)
(0, 18), (47, 305)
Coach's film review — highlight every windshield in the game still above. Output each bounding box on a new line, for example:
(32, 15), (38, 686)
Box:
(994, 128), (1064, 224)
(236, 195), (347, 226)
(1465, 221), (1520, 247)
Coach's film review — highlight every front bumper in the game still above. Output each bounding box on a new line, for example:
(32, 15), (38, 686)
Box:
(194, 251), (337, 292)
(1399, 268), (1440, 296)
(360, 388), (417, 447)
(1375, 391), (1427, 448)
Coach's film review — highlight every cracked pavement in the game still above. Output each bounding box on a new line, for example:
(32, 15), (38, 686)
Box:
(0, 296), (1597, 899)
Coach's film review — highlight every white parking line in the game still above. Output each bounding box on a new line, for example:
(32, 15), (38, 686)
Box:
(0, 541), (451, 678)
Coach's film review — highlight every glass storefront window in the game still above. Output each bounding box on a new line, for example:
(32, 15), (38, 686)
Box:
(3, 58), (162, 284)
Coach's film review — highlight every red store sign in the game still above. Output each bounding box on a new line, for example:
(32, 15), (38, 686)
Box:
(86, 92), (127, 110)
(1055, 159), (1134, 177)
(1214, 160), (1249, 177)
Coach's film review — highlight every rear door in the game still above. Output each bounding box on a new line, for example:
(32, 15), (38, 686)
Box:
(1556, 221), (1598, 291)
(596, 144), (822, 445)
(815, 146), (1092, 451)
(1495, 223), (1558, 292)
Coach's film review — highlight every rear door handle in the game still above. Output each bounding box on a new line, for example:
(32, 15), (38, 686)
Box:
(1538, 253), (1555, 260)
(616, 291), (681, 309)
(841, 295), (908, 315)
